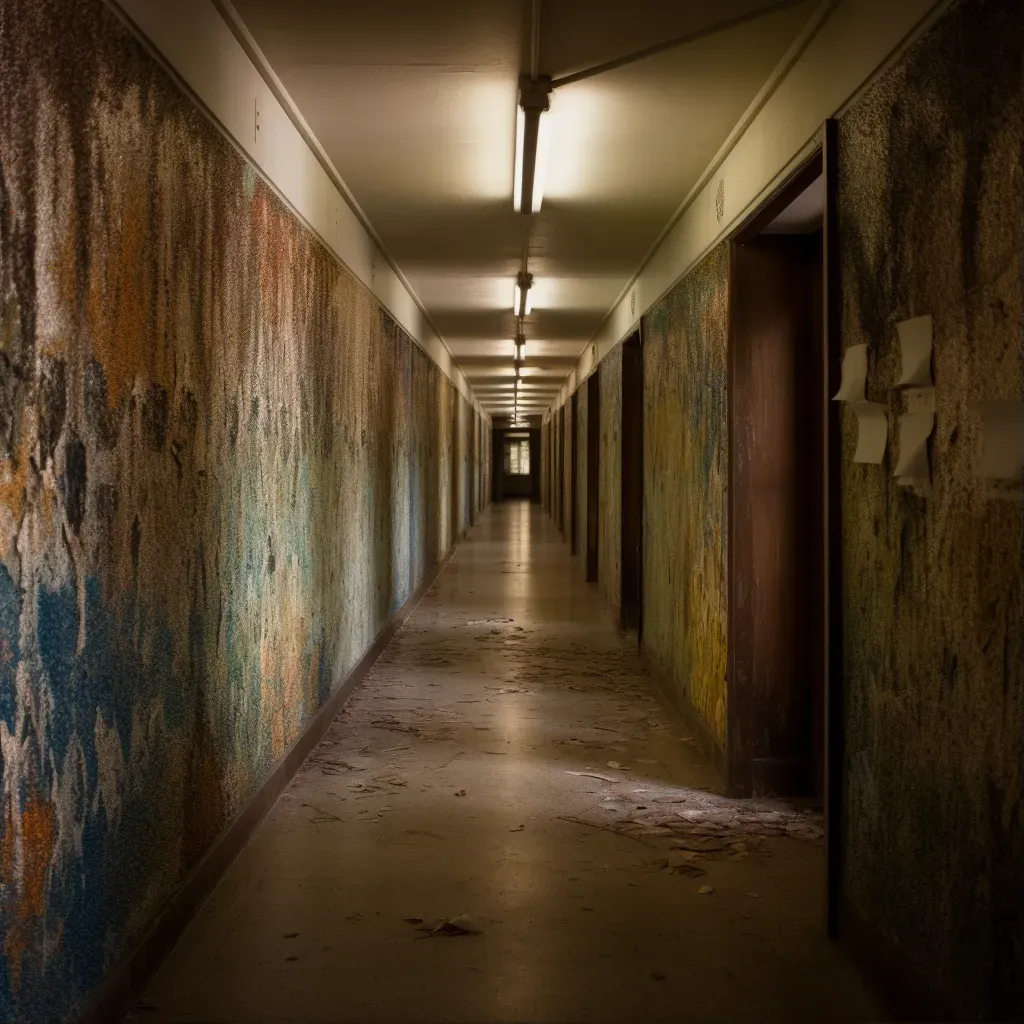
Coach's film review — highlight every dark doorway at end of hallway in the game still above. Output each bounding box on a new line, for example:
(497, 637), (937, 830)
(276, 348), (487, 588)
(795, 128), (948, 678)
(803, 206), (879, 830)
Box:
(586, 368), (600, 583)
(620, 329), (643, 638)
(491, 428), (538, 503)
(728, 155), (825, 803)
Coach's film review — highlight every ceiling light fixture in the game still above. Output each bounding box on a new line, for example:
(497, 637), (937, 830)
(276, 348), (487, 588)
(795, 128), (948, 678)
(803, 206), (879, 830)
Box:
(513, 271), (534, 317)
(515, 330), (526, 362)
(513, 75), (553, 215)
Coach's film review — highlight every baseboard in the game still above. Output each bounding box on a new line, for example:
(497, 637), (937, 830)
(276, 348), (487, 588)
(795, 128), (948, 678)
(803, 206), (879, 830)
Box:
(78, 545), (457, 1024)
(840, 895), (953, 1022)
(638, 648), (728, 783)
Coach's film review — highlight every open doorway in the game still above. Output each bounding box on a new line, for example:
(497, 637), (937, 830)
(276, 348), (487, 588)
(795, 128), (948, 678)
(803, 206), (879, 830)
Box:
(493, 429), (534, 501)
(620, 330), (643, 636)
(727, 155), (825, 802)
(570, 391), (579, 556)
(586, 369), (600, 583)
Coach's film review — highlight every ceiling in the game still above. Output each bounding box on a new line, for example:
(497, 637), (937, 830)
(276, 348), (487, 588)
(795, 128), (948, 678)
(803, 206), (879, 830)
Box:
(231, 0), (818, 420)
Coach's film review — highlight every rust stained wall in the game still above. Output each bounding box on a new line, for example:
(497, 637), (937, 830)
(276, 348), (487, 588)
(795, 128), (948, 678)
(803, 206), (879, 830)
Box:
(0, 0), (481, 1019)
(598, 346), (622, 618)
(837, 0), (1023, 1015)
(641, 245), (730, 745)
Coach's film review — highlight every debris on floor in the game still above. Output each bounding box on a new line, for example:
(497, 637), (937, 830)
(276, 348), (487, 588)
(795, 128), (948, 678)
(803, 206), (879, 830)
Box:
(653, 852), (707, 877)
(407, 914), (484, 937)
(135, 509), (886, 1022)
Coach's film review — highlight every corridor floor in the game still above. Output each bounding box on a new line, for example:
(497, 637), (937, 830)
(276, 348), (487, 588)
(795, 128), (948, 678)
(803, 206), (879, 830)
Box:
(134, 502), (882, 1023)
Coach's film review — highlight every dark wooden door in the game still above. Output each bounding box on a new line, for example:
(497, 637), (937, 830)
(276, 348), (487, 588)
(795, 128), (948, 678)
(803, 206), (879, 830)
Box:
(570, 392), (579, 555)
(586, 369), (600, 582)
(557, 406), (565, 534)
(728, 232), (824, 799)
(620, 331), (643, 635)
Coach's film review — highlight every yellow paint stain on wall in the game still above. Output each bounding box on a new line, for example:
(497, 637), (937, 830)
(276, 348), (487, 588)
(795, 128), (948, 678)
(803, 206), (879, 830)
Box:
(642, 244), (730, 748)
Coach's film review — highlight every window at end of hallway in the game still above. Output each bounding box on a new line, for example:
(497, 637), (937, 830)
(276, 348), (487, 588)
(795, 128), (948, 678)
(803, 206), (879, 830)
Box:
(504, 437), (530, 476)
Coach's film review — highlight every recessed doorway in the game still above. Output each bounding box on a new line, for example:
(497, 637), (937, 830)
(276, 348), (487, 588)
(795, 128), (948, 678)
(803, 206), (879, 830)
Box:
(620, 330), (643, 636)
(728, 155), (826, 801)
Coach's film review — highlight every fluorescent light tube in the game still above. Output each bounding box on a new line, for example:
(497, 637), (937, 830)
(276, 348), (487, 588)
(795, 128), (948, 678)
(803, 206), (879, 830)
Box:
(513, 105), (525, 214)
(513, 76), (552, 215)
(532, 109), (551, 214)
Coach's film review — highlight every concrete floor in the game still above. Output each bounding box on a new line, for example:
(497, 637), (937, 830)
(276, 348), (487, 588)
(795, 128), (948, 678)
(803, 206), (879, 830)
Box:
(134, 501), (884, 1023)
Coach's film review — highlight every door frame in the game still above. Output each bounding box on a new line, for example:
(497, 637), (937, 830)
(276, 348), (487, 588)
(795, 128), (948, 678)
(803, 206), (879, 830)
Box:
(726, 134), (842, 937)
(570, 390), (579, 555)
(822, 120), (844, 941)
(619, 327), (644, 638)
(586, 368), (601, 582)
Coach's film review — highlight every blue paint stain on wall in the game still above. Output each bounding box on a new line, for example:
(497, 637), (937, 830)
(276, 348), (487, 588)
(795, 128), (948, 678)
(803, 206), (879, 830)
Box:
(0, 562), (21, 731)
(0, 0), (486, 1018)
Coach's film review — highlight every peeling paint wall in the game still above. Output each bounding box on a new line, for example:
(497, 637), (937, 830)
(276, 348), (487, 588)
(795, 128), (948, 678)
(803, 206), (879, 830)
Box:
(837, 0), (1023, 1016)
(598, 347), (622, 618)
(641, 245), (730, 745)
(0, 1), (482, 1019)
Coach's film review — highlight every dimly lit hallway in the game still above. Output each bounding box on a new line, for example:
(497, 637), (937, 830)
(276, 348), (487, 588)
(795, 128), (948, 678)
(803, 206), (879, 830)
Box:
(134, 502), (879, 1023)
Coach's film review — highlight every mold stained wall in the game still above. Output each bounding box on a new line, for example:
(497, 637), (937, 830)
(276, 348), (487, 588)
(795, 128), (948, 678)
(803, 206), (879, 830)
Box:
(0, 0), (485, 1019)
(641, 244), (730, 746)
(598, 346), (622, 618)
(836, 0), (1023, 1016)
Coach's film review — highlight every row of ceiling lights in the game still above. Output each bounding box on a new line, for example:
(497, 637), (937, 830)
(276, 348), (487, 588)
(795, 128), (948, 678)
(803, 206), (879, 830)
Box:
(495, 1), (807, 427)
(508, 76), (552, 426)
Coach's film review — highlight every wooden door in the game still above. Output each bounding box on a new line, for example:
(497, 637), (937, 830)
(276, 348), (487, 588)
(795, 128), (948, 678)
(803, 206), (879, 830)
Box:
(620, 331), (643, 635)
(728, 231), (824, 798)
(570, 392), (579, 555)
(586, 370), (600, 582)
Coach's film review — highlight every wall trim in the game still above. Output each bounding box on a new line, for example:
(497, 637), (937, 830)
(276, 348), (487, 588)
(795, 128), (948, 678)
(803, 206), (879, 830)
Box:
(76, 544), (459, 1024)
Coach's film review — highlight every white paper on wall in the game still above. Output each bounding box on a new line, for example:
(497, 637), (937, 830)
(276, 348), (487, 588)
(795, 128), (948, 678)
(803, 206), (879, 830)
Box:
(852, 402), (888, 464)
(833, 344), (867, 402)
(975, 400), (1024, 481)
(893, 411), (934, 485)
(896, 315), (933, 387)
